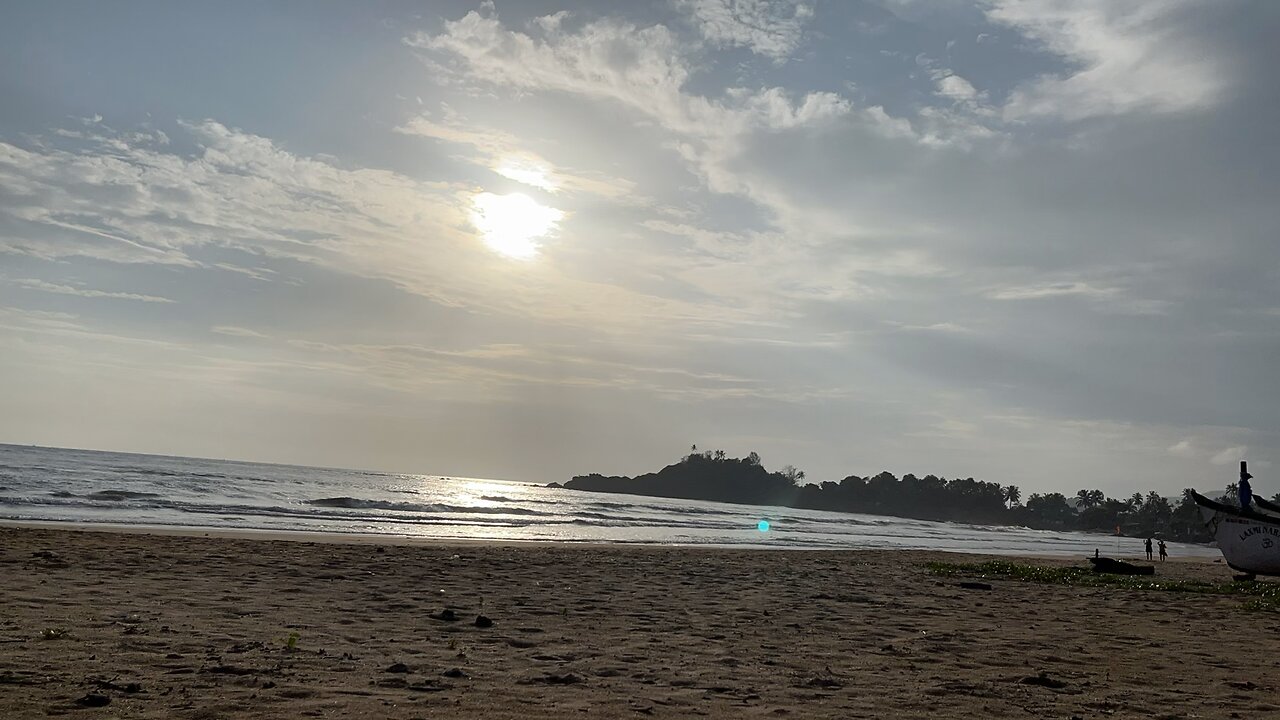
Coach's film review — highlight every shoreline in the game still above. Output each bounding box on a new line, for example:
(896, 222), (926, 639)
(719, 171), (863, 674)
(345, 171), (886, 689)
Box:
(0, 518), (1218, 560)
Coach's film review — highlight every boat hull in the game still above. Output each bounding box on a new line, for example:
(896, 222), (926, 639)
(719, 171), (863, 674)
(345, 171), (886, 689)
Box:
(1196, 501), (1280, 576)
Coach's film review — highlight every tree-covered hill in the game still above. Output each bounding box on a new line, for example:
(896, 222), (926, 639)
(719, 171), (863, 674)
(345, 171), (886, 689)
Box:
(557, 448), (1261, 543)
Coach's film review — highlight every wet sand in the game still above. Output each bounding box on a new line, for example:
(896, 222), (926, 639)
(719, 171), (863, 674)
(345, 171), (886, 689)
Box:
(2, 525), (1277, 718)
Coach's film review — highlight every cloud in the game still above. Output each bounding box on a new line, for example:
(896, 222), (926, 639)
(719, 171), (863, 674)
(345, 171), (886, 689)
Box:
(10, 278), (175, 303)
(406, 10), (850, 139)
(985, 281), (1116, 301)
(983, 281), (1171, 316)
(1, 122), (596, 324)
(280, 338), (794, 402)
(0, 306), (82, 332)
(395, 111), (524, 158)
(212, 325), (269, 339)
(889, 321), (972, 334)
(1167, 438), (1197, 458)
(0, 304), (178, 350)
(675, 0), (813, 61)
(935, 73), (979, 102)
(0, 120), (811, 351)
(212, 263), (276, 281)
(1210, 446), (1247, 466)
(396, 109), (638, 199)
(0, 124), (461, 275)
(985, 0), (1224, 121)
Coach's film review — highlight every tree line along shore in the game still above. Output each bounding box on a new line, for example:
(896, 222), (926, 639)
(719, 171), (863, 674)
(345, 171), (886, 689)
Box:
(556, 449), (1277, 544)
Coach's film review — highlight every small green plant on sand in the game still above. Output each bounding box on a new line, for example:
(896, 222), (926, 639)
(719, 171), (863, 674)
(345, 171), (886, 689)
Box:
(283, 632), (300, 651)
(39, 627), (70, 640)
(926, 560), (1280, 612)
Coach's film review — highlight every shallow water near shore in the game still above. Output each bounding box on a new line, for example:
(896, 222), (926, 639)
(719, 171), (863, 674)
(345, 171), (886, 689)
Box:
(0, 444), (1217, 558)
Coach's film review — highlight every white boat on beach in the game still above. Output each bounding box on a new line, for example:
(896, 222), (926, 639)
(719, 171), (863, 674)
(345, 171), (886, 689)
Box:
(1192, 461), (1280, 578)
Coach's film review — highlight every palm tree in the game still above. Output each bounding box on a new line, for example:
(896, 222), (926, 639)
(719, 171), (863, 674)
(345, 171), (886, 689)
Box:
(1003, 485), (1022, 508)
(1075, 489), (1103, 509)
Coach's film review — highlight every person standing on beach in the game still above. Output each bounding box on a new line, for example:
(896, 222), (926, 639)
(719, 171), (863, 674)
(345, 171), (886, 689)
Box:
(1145, 538), (1153, 561)
(1158, 540), (1168, 562)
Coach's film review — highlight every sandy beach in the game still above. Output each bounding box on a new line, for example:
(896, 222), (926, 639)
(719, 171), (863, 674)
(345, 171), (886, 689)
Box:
(2, 525), (1278, 719)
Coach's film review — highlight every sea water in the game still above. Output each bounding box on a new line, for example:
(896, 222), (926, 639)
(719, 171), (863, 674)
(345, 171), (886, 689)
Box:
(0, 444), (1218, 558)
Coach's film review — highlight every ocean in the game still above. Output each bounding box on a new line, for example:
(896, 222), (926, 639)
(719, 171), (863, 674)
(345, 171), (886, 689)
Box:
(0, 444), (1219, 558)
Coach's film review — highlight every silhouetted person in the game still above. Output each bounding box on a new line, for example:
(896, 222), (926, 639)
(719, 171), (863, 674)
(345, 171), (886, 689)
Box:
(1144, 537), (1153, 561)
(1240, 462), (1254, 512)
(1158, 539), (1168, 562)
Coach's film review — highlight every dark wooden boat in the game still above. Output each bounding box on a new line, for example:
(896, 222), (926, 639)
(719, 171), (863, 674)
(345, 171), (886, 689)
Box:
(1253, 494), (1280, 516)
(1087, 556), (1155, 575)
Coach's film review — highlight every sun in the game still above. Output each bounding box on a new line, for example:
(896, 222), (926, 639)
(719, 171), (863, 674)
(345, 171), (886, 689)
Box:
(470, 192), (564, 260)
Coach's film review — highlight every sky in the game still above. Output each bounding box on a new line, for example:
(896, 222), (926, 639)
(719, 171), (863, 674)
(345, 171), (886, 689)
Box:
(0, 0), (1277, 495)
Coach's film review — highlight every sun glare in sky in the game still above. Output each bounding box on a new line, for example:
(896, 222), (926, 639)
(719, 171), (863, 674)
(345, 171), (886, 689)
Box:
(471, 192), (564, 260)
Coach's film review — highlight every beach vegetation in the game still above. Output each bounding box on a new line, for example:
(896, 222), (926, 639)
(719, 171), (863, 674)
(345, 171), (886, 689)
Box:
(563, 450), (1235, 544)
(926, 560), (1280, 612)
(39, 627), (69, 640)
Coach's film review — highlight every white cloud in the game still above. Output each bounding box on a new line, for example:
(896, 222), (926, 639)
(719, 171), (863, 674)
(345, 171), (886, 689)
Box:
(533, 10), (570, 33)
(396, 109), (638, 199)
(0, 306), (82, 332)
(890, 321), (972, 334)
(984, 280), (1172, 316)
(675, 0), (813, 61)
(10, 278), (175, 303)
(0, 121), (800, 349)
(936, 73), (978, 101)
(986, 281), (1116, 301)
(212, 326), (269, 339)
(407, 11), (848, 139)
(985, 0), (1223, 121)
(1210, 446), (1247, 466)
(212, 263), (276, 281)
(395, 111), (523, 158)
(1167, 438), (1198, 458)
(0, 123), (524, 306)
